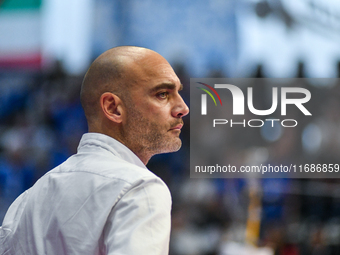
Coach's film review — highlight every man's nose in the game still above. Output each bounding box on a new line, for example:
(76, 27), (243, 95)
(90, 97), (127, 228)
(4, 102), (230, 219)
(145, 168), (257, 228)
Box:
(172, 95), (189, 118)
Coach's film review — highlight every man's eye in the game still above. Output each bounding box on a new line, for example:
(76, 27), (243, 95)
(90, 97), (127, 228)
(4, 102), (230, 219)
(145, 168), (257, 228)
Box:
(157, 92), (168, 99)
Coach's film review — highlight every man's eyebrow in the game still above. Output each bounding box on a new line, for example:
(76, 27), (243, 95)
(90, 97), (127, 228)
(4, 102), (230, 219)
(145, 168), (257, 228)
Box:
(150, 83), (184, 93)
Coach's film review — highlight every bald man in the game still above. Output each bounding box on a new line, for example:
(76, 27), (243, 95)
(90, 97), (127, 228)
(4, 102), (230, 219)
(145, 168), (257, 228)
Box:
(0, 46), (189, 255)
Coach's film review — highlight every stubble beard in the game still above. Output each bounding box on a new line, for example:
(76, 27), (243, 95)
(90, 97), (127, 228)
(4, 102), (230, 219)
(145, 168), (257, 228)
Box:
(123, 105), (182, 158)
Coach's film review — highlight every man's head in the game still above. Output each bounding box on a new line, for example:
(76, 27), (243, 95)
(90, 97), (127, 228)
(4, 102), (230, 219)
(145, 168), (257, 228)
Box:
(81, 46), (189, 164)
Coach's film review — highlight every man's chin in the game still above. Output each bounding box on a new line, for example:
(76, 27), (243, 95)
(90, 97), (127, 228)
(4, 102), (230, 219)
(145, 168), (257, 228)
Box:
(167, 138), (182, 153)
(157, 138), (182, 154)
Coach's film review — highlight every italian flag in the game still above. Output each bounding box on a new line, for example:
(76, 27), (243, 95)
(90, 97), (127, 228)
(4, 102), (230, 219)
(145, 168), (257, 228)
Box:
(0, 0), (42, 69)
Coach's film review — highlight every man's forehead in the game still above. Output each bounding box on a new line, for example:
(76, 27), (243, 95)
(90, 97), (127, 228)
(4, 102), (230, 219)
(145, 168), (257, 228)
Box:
(130, 55), (179, 81)
(149, 82), (183, 92)
(112, 48), (180, 93)
(139, 55), (174, 74)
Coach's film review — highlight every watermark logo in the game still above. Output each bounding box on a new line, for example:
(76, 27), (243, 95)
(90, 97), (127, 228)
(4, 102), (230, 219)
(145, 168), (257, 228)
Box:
(198, 83), (311, 117)
(195, 80), (312, 128)
(196, 82), (222, 115)
(189, 78), (337, 179)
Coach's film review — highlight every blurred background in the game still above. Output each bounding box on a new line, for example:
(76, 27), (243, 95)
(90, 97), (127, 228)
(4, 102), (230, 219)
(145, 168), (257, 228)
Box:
(0, 0), (340, 254)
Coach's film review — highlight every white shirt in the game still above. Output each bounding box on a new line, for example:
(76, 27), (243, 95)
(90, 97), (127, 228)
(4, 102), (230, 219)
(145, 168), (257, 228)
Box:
(0, 133), (172, 255)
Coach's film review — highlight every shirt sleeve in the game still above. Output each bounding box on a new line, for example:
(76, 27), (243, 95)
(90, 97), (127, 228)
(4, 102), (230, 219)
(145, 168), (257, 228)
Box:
(103, 178), (172, 255)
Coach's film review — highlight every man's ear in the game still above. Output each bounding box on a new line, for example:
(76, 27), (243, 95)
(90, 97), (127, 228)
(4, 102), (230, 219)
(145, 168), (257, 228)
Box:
(100, 92), (123, 123)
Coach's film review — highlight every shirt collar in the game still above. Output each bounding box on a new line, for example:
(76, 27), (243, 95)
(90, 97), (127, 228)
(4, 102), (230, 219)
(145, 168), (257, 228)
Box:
(77, 133), (147, 169)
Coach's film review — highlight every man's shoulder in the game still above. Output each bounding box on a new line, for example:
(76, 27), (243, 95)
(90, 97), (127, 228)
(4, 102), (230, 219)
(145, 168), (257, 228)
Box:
(48, 150), (161, 186)
(27, 151), (170, 214)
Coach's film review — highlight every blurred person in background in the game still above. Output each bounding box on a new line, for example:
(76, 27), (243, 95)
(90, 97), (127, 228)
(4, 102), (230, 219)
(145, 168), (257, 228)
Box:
(0, 46), (189, 255)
